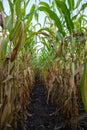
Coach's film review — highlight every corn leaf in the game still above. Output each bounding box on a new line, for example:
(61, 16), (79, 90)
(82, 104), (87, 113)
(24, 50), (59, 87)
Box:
(75, 0), (81, 8)
(23, 4), (36, 25)
(0, 1), (4, 11)
(8, 0), (14, 25)
(38, 6), (65, 36)
(5, 16), (12, 30)
(9, 21), (21, 41)
(38, 27), (56, 38)
(15, 0), (21, 20)
(8, 0), (13, 15)
(24, 0), (30, 8)
(40, 2), (50, 8)
(1, 39), (8, 59)
(67, 0), (74, 11)
(80, 58), (87, 112)
(55, 0), (74, 34)
(10, 22), (24, 62)
(81, 3), (87, 11)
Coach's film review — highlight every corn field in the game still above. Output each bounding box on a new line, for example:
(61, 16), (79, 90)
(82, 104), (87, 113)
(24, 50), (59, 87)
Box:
(0, 0), (87, 130)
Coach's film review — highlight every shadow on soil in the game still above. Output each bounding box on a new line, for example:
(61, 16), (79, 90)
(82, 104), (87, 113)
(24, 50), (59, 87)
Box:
(17, 77), (87, 130)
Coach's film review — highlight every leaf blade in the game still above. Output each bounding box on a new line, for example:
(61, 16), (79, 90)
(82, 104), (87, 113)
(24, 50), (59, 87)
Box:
(38, 6), (65, 36)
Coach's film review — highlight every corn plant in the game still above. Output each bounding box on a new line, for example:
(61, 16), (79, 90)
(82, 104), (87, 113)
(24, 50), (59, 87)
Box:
(0, 0), (87, 130)
(37, 0), (87, 129)
(0, 0), (36, 129)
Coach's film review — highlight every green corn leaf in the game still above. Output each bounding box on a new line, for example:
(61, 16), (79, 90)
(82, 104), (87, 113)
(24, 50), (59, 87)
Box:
(34, 11), (39, 22)
(67, 0), (74, 11)
(40, 2), (50, 8)
(9, 21), (22, 41)
(0, 1), (4, 11)
(8, 0), (13, 15)
(8, 0), (14, 26)
(55, 0), (74, 34)
(23, 4), (35, 25)
(24, 0), (30, 8)
(0, 39), (8, 63)
(75, 0), (81, 8)
(81, 3), (87, 11)
(41, 37), (49, 49)
(72, 14), (78, 20)
(80, 58), (87, 112)
(5, 16), (12, 30)
(10, 22), (24, 62)
(38, 27), (56, 38)
(38, 6), (65, 36)
(1, 39), (8, 59)
(15, 0), (21, 20)
(56, 31), (63, 41)
(62, 0), (66, 2)
(28, 4), (36, 24)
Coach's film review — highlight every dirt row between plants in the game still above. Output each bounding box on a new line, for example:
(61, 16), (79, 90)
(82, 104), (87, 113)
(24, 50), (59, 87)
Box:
(17, 76), (87, 130)
(26, 76), (63, 130)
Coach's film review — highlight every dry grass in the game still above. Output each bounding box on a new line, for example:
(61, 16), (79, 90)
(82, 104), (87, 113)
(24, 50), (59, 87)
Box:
(0, 54), (34, 130)
(40, 59), (83, 129)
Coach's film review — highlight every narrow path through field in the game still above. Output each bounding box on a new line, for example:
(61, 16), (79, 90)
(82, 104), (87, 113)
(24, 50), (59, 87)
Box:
(26, 77), (62, 130)
(17, 76), (87, 130)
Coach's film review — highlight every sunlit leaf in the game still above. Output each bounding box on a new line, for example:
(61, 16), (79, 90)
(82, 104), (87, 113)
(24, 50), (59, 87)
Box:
(81, 3), (87, 11)
(38, 6), (65, 36)
(5, 16), (12, 30)
(55, 0), (74, 33)
(38, 27), (56, 38)
(8, 0), (13, 15)
(24, 0), (30, 8)
(0, 1), (4, 11)
(75, 0), (81, 8)
(15, 0), (21, 20)
(67, 0), (74, 11)
(23, 4), (36, 26)
(8, 0), (14, 25)
(40, 2), (50, 8)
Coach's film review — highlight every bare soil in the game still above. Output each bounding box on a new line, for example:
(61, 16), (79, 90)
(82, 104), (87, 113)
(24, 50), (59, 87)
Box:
(17, 77), (87, 130)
